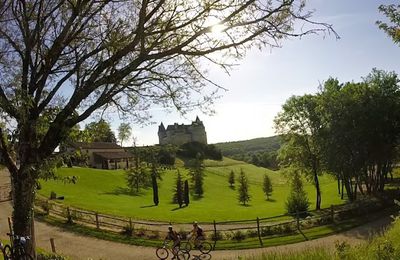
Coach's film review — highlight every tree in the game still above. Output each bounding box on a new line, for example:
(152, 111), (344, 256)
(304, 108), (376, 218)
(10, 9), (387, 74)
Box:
(118, 123), (132, 146)
(173, 171), (183, 208)
(263, 174), (273, 200)
(184, 180), (190, 206)
(126, 163), (150, 193)
(238, 169), (250, 205)
(285, 170), (309, 214)
(0, 0), (335, 252)
(377, 4), (400, 45)
(275, 94), (324, 210)
(85, 119), (117, 143)
(228, 170), (235, 188)
(151, 165), (159, 206)
(189, 154), (205, 197)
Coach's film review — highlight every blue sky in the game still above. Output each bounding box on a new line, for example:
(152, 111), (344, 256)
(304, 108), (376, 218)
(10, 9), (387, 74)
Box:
(108, 0), (400, 146)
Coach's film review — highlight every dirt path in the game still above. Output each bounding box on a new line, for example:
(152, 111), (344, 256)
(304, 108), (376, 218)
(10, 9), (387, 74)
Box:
(0, 169), (394, 259)
(0, 200), (393, 260)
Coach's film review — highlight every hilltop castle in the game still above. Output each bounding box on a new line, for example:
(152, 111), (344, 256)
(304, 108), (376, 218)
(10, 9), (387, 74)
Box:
(158, 116), (207, 146)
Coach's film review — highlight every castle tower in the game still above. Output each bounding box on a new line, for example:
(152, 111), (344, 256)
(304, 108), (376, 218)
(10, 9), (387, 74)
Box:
(158, 122), (167, 145)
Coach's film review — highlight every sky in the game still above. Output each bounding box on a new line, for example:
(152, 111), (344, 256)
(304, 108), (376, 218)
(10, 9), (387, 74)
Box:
(108, 0), (400, 146)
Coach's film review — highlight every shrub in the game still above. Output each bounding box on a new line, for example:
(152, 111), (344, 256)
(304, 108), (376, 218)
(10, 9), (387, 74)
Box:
(121, 224), (134, 237)
(148, 231), (160, 239)
(231, 230), (246, 242)
(374, 240), (396, 260)
(210, 231), (223, 241)
(261, 226), (273, 237)
(41, 201), (51, 215)
(246, 229), (259, 238)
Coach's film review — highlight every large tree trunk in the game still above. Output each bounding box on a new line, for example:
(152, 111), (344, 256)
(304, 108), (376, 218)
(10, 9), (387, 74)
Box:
(313, 171), (321, 210)
(10, 166), (37, 258)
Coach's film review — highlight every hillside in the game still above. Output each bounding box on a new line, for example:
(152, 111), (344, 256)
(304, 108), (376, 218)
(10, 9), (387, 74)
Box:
(214, 136), (281, 156)
(214, 136), (281, 169)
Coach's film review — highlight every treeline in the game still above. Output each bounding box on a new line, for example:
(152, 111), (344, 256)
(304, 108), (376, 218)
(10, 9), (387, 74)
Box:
(275, 69), (400, 205)
(215, 136), (281, 170)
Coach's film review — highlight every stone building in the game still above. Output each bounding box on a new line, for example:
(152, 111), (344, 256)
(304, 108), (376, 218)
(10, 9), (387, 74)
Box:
(65, 142), (134, 169)
(158, 116), (207, 146)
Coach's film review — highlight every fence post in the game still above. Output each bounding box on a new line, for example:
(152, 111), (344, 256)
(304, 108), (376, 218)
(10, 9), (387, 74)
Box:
(95, 212), (100, 229)
(50, 238), (56, 253)
(129, 218), (133, 232)
(330, 205), (334, 223)
(66, 207), (71, 222)
(256, 217), (263, 247)
(213, 220), (217, 250)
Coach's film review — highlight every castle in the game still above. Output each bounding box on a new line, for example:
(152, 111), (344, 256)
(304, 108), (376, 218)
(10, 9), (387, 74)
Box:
(158, 116), (207, 146)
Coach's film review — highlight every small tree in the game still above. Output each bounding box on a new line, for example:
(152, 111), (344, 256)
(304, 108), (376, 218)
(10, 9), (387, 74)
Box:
(189, 154), (204, 197)
(238, 169), (250, 205)
(173, 171), (183, 208)
(286, 170), (309, 214)
(118, 123), (132, 146)
(184, 180), (190, 206)
(228, 170), (235, 188)
(126, 163), (149, 194)
(263, 174), (273, 200)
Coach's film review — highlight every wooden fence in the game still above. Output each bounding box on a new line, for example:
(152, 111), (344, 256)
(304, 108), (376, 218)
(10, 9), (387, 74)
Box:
(34, 196), (393, 248)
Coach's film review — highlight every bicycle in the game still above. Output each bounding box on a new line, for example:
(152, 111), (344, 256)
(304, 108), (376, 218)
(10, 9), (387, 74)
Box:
(1, 233), (33, 260)
(181, 236), (212, 254)
(156, 240), (189, 260)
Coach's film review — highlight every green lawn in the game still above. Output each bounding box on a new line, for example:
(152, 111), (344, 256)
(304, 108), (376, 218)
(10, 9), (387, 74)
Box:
(38, 158), (344, 222)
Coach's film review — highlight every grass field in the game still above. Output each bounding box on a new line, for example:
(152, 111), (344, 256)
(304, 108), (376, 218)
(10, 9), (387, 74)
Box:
(38, 158), (344, 222)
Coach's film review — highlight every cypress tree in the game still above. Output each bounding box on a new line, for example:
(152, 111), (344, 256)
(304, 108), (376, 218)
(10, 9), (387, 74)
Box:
(184, 180), (190, 206)
(173, 171), (183, 208)
(152, 173), (159, 206)
(189, 154), (204, 197)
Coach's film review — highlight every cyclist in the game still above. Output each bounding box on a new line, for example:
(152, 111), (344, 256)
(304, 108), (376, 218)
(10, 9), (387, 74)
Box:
(190, 221), (205, 248)
(165, 225), (181, 257)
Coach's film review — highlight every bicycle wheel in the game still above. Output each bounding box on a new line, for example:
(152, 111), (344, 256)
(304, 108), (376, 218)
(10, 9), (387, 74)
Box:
(2, 245), (12, 260)
(199, 242), (212, 254)
(177, 249), (190, 260)
(181, 241), (192, 252)
(155, 247), (169, 259)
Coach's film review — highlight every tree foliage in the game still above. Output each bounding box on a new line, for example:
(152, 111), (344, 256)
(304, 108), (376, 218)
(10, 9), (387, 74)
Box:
(118, 123), (132, 146)
(263, 174), (273, 200)
(276, 69), (400, 202)
(228, 170), (235, 188)
(84, 119), (117, 143)
(151, 169), (159, 206)
(285, 170), (309, 214)
(275, 94), (323, 209)
(0, 0), (335, 250)
(173, 171), (184, 208)
(377, 4), (400, 45)
(238, 169), (250, 205)
(188, 154), (205, 197)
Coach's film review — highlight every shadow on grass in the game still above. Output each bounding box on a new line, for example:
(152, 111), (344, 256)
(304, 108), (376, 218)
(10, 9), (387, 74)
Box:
(102, 187), (146, 197)
(229, 186), (236, 190)
(140, 205), (157, 208)
(265, 198), (277, 202)
(171, 206), (186, 211)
